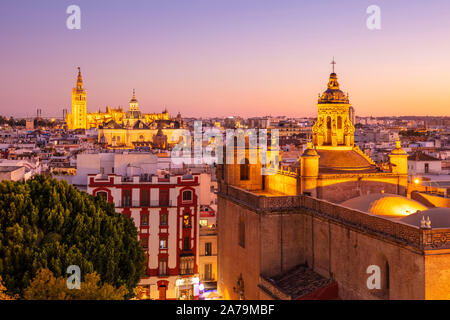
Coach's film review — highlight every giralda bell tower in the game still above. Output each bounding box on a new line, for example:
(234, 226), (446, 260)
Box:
(70, 67), (87, 129)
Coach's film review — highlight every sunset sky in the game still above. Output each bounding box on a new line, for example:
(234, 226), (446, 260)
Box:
(1, 0), (450, 118)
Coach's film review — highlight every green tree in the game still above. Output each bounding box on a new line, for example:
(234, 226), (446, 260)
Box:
(0, 175), (146, 298)
(23, 268), (128, 300)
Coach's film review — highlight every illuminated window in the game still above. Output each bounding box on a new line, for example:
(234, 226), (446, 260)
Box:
(160, 239), (167, 249)
(180, 256), (194, 275)
(199, 219), (208, 227)
(183, 213), (191, 228)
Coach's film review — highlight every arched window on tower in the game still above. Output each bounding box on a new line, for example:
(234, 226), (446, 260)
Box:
(337, 116), (342, 129)
(240, 158), (250, 181)
(327, 116), (332, 129)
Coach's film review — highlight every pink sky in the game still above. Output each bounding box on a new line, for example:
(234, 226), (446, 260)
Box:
(1, 0), (449, 118)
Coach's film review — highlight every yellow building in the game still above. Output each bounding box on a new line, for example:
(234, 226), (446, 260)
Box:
(98, 91), (182, 149)
(312, 70), (355, 147)
(215, 63), (450, 301)
(66, 67), (87, 130)
(65, 68), (171, 131)
(87, 106), (124, 129)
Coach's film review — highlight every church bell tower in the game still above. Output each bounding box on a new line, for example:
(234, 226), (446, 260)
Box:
(70, 67), (87, 129)
(312, 59), (355, 148)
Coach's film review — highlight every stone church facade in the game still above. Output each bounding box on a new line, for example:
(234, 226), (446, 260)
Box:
(216, 69), (450, 300)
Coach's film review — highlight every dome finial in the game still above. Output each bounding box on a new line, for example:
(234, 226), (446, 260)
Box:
(396, 137), (401, 149)
(76, 67), (83, 90)
(331, 57), (336, 74)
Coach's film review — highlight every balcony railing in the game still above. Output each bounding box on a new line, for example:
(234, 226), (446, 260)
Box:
(180, 268), (195, 275)
(116, 200), (173, 208)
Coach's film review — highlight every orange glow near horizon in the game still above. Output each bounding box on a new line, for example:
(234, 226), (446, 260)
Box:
(1, 1), (450, 118)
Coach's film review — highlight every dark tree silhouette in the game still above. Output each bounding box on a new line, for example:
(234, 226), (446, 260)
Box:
(0, 175), (146, 298)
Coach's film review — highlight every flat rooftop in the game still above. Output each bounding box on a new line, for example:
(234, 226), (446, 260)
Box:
(0, 166), (22, 172)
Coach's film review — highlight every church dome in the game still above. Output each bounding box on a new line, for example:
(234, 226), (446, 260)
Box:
(316, 149), (377, 173)
(341, 193), (428, 218)
(318, 73), (349, 104)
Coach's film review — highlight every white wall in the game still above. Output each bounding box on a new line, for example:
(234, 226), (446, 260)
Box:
(75, 153), (158, 185)
(409, 160), (442, 174)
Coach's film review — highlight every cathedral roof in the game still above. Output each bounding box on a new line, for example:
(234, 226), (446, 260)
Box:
(318, 73), (349, 104)
(102, 120), (122, 129)
(317, 149), (377, 174)
(132, 120), (149, 129)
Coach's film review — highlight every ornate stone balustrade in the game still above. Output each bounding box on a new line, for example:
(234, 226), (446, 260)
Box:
(422, 229), (450, 249)
(219, 183), (450, 250)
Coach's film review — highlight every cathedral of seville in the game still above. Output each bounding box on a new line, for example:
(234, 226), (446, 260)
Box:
(65, 68), (183, 149)
(217, 66), (450, 300)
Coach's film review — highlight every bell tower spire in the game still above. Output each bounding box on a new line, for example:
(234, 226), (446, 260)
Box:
(68, 66), (87, 129)
(76, 67), (83, 90)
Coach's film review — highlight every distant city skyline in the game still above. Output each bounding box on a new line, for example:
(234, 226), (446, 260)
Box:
(1, 0), (450, 118)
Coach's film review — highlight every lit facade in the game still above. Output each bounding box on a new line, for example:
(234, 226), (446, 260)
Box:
(215, 65), (431, 300)
(87, 173), (200, 300)
(65, 68), (173, 131)
(199, 206), (217, 288)
(66, 67), (87, 130)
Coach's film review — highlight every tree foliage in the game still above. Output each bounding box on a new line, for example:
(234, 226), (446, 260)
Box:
(0, 275), (15, 300)
(0, 175), (146, 298)
(23, 268), (128, 300)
